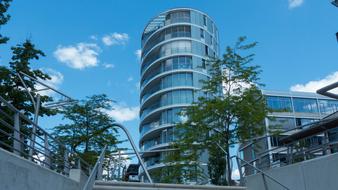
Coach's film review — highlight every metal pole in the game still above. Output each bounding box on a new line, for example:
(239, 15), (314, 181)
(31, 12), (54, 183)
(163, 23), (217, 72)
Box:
(64, 149), (69, 175)
(13, 112), (21, 156)
(112, 123), (153, 184)
(236, 156), (244, 186)
(44, 133), (51, 168)
(29, 94), (40, 160)
(97, 158), (103, 180)
(118, 150), (121, 179)
(19, 71), (73, 100)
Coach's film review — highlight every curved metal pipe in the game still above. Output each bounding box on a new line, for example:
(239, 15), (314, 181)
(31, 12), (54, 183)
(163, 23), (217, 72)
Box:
(112, 123), (153, 184)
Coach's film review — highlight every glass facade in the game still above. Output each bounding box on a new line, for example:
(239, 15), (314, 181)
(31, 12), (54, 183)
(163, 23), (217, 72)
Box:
(264, 92), (338, 148)
(140, 8), (219, 179)
(293, 98), (319, 114)
(266, 96), (293, 112)
(240, 92), (338, 174)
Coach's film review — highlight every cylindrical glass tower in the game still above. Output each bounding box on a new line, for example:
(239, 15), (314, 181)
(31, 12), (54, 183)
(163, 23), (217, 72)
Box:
(139, 8), (219, 182)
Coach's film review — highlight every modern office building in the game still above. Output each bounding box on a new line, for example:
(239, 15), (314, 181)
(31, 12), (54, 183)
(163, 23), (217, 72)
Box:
(139, 8), (219, 182)
(240, 90), (338, 173)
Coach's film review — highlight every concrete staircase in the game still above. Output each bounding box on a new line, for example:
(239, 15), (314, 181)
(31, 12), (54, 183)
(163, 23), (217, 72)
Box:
(93, 181), (246, 190)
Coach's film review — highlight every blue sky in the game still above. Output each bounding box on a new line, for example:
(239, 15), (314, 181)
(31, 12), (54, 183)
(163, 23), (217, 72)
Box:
(0, 1), (338, 172)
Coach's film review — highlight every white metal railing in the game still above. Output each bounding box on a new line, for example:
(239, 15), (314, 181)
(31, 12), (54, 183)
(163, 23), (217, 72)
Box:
(0, 95), (90, 176)
(83, 145), (107, 190)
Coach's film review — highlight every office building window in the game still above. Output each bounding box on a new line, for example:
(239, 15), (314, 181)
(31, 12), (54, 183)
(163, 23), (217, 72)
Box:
(266, 96), (293, 112)
(268, 117), (295, 130)
(293, 98), (319, 114)
(318, 99), (338, 115)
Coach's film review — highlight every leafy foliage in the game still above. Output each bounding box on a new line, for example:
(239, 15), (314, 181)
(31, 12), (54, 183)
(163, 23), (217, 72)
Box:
(0, 40), (54, 117)
(0, 40), (56, 152)
(0, 0), (12, 44)
(165, 37), (268, 185)
(53, 94), (120, 165)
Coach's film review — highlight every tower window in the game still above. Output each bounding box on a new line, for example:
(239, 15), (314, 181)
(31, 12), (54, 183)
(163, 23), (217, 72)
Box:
(200, 29), (204, 39)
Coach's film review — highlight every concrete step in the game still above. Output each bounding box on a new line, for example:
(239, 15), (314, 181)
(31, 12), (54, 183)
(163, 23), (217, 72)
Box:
(93, 181), (246, 190)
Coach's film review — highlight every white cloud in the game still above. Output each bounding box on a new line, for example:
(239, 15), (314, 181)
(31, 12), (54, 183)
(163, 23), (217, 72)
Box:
(103, 63), (115, 69)
(105, 104), (139, 122)
(90, 35), (98, 41)
(290, 71), (338, 93)
(231, 169), (240, 180)
(288, 0), (304, 9)
(135, 49), (142, 60)
(127, 76), (133, 82)
(35, 68), (64, 96)
(54, 43), (100, 70)
(102, 33), (129, 46)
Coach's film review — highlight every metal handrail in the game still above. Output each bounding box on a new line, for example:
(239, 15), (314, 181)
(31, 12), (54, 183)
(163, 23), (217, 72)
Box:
(83, 145), (107, 190)
(232, 155), (291, 190)
(0, 95), (90, 176)
(237, 118), (338, 178)
(214, 143), (290, 189)
(112, 123), (153, 184)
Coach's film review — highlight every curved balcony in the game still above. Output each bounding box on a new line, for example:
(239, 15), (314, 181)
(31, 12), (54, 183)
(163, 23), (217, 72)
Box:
(141, 38), (217, 74)
(142, 24), (191, 57)
(141, 86), (198, 109)
(143, 22), (218, 52)
(140, 102), (191, 122)
(140, 72), (194, 104)
(141, 69), (198, 96)
(140, 123), (175, 143)
(141, 69), (194, 93)
(141, 40), (192, 73)
(141, 142), (170, 152)
(140, 122), (173, 139)
(141, 52), (208, 78)
(141, 56), (193, 89)
(143, 36), (217, 63)
(142, 8), (218, 47)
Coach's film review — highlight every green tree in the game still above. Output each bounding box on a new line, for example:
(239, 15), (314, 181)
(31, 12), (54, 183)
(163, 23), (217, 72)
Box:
(0, 40), (54, 116)
(53, 94), (120, 165)
(0, 0), (57, 157)
(0, 0), (12, 45)
(0, 40), (56, 153)
(166, 37), (268, 185)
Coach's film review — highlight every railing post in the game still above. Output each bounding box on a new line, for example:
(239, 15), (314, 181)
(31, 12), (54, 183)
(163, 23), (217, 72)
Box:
(44, 133), (51, 168)
(262, 174), (269, 190)
(64, 149), (69, 175)
(97, 159), (103, 180)
(236, 156), (245, 186)
(13, 112), (21, 156)
(324, 131), (331, 155)
(77, 158), (81, 169)
(29, 95), (40, 161)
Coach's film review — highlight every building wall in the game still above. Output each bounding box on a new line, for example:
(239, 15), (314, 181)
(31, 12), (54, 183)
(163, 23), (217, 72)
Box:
(246, 152), (338, 190)
(139, 8), (219, 182)
(0, 148), (80, 190)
